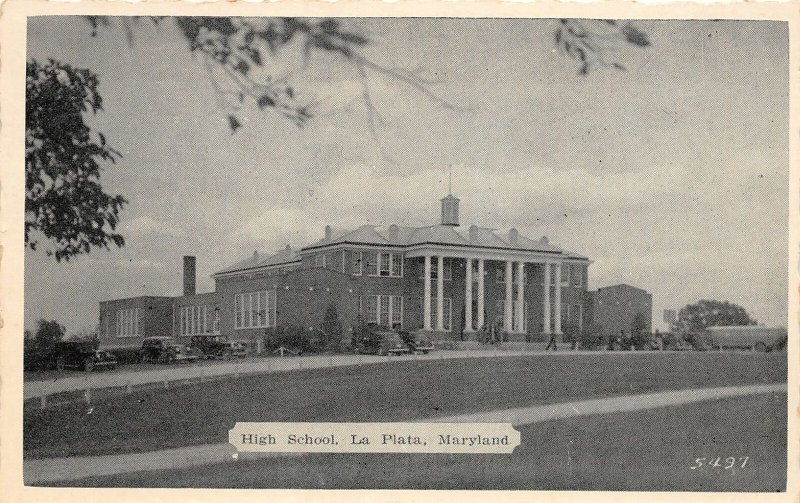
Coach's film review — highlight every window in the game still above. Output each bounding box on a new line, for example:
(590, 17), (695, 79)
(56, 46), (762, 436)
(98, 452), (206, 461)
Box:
(181, 305), (209, 336)
(379, 295), (390, 324)
(315, 254), (327, 268)
(364, 295), (403, 327)
(391, 296), (403, 326)
(116, 308), (140, 337)
(364, 252), (403, 277)
(213, 308), (220, 333)
(380, 252), (391, 276)
(366, 295), (378, 323)
(365, 252), (378, 276)
(425, 257), (452, 281)
(561, 264), (570, 285)
(391, 254), (403, 277)
(352, 251), (363, 275)
(572, 264), (582, 287)
(234, 290), (276, 329)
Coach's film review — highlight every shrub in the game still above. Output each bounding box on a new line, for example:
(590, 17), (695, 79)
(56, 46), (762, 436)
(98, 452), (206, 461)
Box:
(578, 324), (606, 350)
(111, 347), (142, 364)
(24, 319), (66, 371)
(265, 325), (315, 354)
(321, 303), (343, 352)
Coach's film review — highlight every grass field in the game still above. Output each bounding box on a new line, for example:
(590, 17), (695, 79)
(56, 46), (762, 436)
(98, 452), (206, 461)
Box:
(47, 392), (787, 491)
(24, 352), (786, 460)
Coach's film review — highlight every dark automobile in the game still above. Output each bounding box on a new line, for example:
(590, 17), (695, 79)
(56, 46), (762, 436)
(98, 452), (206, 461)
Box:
(190, 334), (229, 359)
(354, 325), (410, 356)
(55, 340), (118, 372)
(140, 336), (198, 364)
(403, 331), (435, 354)
(225, 340), (249, 358)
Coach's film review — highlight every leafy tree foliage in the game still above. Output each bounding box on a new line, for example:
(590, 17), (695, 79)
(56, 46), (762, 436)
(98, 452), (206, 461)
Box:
(23, 319), (66, 370)
(671, 300), (757, 333)
(86, 16), (650, 134)
(26, 59), (126, 261)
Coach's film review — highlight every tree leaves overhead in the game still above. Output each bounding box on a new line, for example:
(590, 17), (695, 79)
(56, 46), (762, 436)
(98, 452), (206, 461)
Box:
(555, 19), (651, 76)
(25, 59), (127, 261)
(85, 16), (455, 137)
(89, 17), (372, 133)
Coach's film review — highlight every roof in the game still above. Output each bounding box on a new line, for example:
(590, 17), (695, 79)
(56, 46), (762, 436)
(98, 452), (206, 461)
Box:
(303, 224), (570, 254)
(214, 245), (299, 276)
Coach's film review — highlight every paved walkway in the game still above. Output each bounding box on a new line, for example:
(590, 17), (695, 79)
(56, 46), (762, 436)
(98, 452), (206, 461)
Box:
(24, 382), (786, 484)
(24, 349), (655, 401)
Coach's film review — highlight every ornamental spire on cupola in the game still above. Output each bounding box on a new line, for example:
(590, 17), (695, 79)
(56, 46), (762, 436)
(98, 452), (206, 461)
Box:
(440, 165), (460, 226)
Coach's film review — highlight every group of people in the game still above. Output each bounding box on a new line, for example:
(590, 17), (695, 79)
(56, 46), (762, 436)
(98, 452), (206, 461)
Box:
(473, 321), (563, 351)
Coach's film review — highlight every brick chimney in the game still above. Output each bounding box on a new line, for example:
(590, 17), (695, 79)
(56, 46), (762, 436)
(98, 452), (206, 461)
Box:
(183, 256), (196, 297)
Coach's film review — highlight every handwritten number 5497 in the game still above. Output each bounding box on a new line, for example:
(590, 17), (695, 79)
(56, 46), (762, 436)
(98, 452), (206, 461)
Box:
(690, 457), (749, 470)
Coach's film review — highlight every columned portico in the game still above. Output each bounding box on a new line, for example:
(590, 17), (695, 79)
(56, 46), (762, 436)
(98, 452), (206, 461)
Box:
(412, 245), (581, 337)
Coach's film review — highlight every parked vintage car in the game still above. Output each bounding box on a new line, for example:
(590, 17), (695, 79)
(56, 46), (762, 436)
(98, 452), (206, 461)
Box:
(170, 344), (200, 363)
(140, 336), (199, 364)
(190, 334), (229, 359)
(190, 334), (249, 360)
(225, 340), (249, 358)
(403, 331), (435, 355)
(355, 325), (411, 356)
(55, 340), (118, 372)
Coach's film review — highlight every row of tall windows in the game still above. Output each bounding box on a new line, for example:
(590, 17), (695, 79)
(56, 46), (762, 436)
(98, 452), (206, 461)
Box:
(234, 290), (276, 329)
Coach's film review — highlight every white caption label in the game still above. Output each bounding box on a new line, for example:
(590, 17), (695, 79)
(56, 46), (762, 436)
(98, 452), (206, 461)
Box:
(229, 422), (520, 454)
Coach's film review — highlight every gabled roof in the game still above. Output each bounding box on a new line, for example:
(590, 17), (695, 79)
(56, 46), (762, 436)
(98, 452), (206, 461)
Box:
(214, 245), (299, 276)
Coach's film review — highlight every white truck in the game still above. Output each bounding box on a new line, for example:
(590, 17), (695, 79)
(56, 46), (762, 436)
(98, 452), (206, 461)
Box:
(704, 326), (787, 352)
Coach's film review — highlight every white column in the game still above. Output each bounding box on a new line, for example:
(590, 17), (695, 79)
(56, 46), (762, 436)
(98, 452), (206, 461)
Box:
(423, 255), (432, 331)
(554, 262), (563, 335)
(436, 256), (445, 331)
(516, 261), (525, 333)
(477, 259), (485, 330)
(504, 260), (513, 333)
(543, 262), (551, 334)
(464, 258), (473, 333)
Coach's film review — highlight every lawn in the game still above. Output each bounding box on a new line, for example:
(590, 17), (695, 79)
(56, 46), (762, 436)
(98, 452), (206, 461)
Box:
(24, 352), (786, 460)
(47, 392), (787, 491)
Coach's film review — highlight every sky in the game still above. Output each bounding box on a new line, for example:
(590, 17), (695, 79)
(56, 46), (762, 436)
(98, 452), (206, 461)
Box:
(25, 17), (790, 334)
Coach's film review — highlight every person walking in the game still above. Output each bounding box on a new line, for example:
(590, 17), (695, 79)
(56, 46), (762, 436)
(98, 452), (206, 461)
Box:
(545, 333), (558, 351)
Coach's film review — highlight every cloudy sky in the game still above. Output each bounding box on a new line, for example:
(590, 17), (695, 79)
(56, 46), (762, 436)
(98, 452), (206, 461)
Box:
(25, 17), (789, 334)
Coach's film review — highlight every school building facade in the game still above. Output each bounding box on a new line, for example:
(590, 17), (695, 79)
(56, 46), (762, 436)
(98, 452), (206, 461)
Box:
(97, 193), (648, 349)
